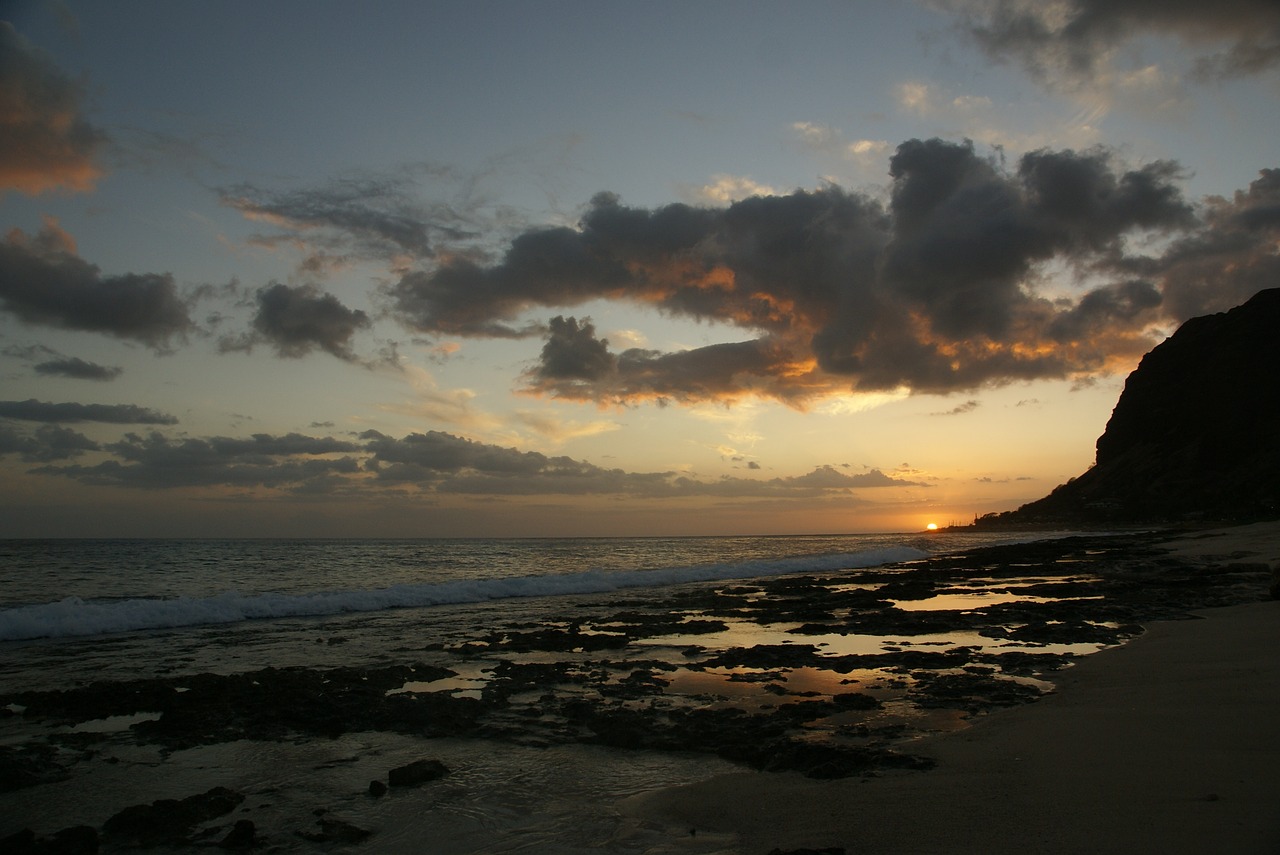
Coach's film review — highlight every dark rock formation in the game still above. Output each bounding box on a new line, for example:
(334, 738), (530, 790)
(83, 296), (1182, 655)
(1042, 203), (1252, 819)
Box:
(102, 787), (243, 847)
(985, 288), (1280, 526)
(387, 758), (449, 787)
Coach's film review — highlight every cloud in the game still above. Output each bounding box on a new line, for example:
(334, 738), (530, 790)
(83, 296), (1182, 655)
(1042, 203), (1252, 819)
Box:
(0, 219), (195, 347)
(33, 356), (123, 381)
(221, 169), (480, 271)
(31, 426), (928, 500)
(0, 399), (177, 424)
(949, 0), (1280, 87)
(2, 344), (122, 380)
(511, 409), (621, 444)
(785, 464), (927, 488)
(38, 431), (362, 490)
(363, 432), (926, 497)
(0, 22), (105, 195)
(931, 400), (981, 416)
(1143, 168), (1280, 320)
(388, 139), (1227, 406)
(0, 423), (99, 462)
(896, 82), (936, 115)
(791, 122), (890, 165)
(220, 282), (371, 361)
(523, 316), (806, 406)
(683, 174), (779, 205)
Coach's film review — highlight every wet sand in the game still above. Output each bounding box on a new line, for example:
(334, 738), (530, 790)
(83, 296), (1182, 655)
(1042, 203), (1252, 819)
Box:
(627, 521), (1280, 854)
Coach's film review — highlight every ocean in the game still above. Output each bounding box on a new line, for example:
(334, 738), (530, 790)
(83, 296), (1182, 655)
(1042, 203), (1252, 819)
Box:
(0, 531), (1088, 853)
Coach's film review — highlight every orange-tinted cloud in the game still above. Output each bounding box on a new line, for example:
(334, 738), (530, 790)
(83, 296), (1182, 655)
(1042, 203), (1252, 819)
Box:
(0, 23), (104, 195)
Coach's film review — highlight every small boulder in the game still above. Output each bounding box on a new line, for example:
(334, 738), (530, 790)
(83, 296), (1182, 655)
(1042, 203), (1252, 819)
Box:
(387, 758), (449, 787)
(297, 818), (371, 843)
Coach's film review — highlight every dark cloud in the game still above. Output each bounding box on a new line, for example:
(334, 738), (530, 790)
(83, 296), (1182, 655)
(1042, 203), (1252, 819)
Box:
(1144, 168), (1280, 320)
(390, 139), (1227, 404)
(0, 22), (105, 195)
(220, 283), (370, 361)
(1, 344), (122, 380)
(0, 423), (99, 462)
(34, 356), (123, 381)
(0, 399), (177, 424)
(0, 220), (195, 347)
(41, 431), (361, 489)
(524, 316), (802, 405)
(950, 0), (1280, 84)
(361, 429), (557, 483)
(535, 316), (616, 382)
(1046, 280), (1163, 343)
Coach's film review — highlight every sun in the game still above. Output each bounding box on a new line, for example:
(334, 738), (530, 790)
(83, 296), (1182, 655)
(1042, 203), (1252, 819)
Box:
(926, 522), (938, 531)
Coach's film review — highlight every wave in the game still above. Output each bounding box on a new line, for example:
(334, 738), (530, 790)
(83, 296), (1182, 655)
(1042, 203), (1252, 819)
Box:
(0, 545), (927, 642)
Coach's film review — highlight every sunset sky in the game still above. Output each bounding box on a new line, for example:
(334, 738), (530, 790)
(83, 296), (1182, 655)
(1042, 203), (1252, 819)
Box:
(1, 0), (1278, 537)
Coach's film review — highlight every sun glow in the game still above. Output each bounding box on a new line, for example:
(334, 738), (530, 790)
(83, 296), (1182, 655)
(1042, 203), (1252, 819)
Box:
(926, 522), (938, 530)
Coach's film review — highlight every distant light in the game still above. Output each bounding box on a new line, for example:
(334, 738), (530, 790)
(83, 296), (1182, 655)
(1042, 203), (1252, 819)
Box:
(926, 522), (938, 531)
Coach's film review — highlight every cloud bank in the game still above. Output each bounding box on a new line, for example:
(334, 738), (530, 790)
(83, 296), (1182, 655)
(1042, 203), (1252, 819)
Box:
(10, 425), (925, 501)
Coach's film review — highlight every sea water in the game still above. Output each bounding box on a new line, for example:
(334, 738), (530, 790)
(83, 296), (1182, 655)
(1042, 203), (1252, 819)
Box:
(0, 531), (1061, 853)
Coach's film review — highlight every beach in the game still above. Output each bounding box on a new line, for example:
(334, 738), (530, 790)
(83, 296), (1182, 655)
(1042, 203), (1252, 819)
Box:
(630, 521), (1280, 854)
(1, 524), (1277, 853)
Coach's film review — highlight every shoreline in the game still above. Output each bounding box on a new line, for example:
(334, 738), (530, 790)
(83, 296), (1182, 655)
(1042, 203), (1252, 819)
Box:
(627, 521), (1280, 854)
(3, 523), (1276, 852)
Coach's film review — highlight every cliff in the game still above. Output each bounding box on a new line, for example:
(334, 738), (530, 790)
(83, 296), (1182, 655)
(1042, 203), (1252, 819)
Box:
(981, 288), (1280, 527)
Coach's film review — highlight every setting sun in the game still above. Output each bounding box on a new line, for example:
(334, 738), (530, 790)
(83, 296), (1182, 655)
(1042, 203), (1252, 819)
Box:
(926, 522), (939, 531)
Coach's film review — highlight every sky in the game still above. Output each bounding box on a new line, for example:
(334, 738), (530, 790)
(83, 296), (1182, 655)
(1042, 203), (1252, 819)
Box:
(1, 0), (1278, 538)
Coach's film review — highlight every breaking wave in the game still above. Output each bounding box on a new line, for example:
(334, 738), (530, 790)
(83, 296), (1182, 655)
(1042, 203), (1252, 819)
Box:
(0, 545), (927, 642)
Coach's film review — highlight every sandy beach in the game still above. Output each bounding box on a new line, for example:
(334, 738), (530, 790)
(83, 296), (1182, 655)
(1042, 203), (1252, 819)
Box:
(627, 521), (1280, 854)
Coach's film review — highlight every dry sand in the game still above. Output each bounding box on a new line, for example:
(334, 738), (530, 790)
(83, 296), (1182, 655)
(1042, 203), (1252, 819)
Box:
(627, 521), (1280, 854)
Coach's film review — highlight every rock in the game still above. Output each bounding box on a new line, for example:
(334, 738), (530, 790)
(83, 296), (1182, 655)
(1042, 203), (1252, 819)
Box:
(0, 744), (66, 792)
(218, 819), (256, 850)
(982, 288), (1280, 526)
(102, 786), (244, 847)
(831, 691), (881, 709)
(387, 758), (449, 787)
(368, 779), (388, 797)
(297, 817), (372, 843)
(1270, 563), (1280, 599)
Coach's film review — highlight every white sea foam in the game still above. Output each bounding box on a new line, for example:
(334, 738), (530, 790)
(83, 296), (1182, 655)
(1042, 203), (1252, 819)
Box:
(0, 545), (927, 642)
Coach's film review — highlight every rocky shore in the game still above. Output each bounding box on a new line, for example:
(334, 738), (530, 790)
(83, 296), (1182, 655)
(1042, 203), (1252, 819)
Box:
(2, 524), (1275, 853)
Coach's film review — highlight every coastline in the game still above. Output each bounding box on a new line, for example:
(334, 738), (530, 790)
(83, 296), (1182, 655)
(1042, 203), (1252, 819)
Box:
(3, 523), (1276, 853)
(626, 521), (1280, 854)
